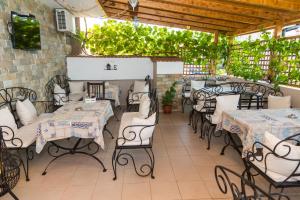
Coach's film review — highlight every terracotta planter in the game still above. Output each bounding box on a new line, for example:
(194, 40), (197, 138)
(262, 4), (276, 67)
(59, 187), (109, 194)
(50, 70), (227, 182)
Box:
(163, 105), (173, 114)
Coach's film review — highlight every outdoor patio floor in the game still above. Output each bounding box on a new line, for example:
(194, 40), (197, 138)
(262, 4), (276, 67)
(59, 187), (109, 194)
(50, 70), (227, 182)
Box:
(4, 111), (300, 200)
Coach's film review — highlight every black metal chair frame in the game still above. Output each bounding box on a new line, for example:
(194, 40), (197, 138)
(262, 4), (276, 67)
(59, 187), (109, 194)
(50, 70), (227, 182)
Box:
(0, 126), (21, 200)
(0, 87), (53, 182)
(112, 96), (159, 180)
(244, 133), (300, 196)
(215, 165), (290, 200)
(126, 76), (152, 112)
(45, 75), (70, 110)
(181, 81), (192, 113)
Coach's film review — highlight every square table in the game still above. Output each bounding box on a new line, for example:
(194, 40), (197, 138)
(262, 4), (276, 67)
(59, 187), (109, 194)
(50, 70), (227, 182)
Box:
(220, 108), (300, 157)
(36, 100), (114, 174)
(36, 100), (113, 153)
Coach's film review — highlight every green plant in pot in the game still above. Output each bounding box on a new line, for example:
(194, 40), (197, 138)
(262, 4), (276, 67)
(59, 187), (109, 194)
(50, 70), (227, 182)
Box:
(162, 82), (177, 114)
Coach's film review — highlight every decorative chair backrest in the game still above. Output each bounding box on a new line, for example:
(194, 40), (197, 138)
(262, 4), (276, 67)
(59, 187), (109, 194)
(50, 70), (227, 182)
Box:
(215, 165), (289, 200)
(144, 75), (151, 92)
(0, 126), (21, 197)
(247, 133), (300, 186)
(149, 97), (159, 124)
(87, 82), (105, 100)
(45, 75), (70, 101)
(0, 87), (37, 128)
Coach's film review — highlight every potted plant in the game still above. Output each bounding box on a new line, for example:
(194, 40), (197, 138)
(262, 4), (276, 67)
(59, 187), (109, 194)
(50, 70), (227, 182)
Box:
(162, 82), (177, 114)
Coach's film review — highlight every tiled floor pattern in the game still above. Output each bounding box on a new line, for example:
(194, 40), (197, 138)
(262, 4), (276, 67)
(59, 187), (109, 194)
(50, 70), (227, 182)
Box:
(3, 111), (300, 200)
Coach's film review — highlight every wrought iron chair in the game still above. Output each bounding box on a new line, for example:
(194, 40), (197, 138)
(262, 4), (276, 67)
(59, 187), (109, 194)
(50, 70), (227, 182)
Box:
(0, 87), (52, 181)
(181, 80), (191, 113)
(215, 165), (290, 200)
(126, 75), (152, 112)
(245, 133), (300, 197)
(45, 75), (70, 110)
(112, 96), (159, 180)
(87, 81), (116, 138)
(0, 126), (21, 200)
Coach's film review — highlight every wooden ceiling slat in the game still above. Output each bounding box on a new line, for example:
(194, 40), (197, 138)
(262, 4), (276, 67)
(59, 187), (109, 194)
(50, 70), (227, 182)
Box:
(104, 5), (247, 29)
(106, 8), (234, 32)
(111, 13), (221, 33)
(223, 0), (300, 12)
(150, 0), (291, 20)
(106, 0), (267, 25)
(100, 0), (300, 35)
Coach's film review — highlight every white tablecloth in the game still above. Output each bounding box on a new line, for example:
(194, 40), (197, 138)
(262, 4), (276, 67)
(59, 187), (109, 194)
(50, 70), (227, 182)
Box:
(36, 101), (114, 153)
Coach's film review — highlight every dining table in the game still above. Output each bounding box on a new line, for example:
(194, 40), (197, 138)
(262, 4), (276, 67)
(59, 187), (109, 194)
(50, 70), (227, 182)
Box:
(36, 100), (114, 174)
(219, 108), (300, 157)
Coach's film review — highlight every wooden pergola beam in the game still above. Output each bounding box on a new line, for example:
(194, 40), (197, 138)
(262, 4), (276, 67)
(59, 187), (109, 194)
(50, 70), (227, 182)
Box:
(106, 11), (223, 33)
(150, 0), (292, 20)
(106, 0), (268, 25)
(223, 0), (300, 12)
(105, 7), (235, 32)
(104, 4), (249, 29)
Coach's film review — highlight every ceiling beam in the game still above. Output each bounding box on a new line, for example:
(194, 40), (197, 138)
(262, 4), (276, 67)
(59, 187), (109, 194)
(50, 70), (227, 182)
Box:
(223, 0), (300, 12)
(106, 11), (224, 33)
(106, 8), (235, 32)
(105, 0), (268, 25)
(150, 0), (292, 20)
(104, 5), (247, 29)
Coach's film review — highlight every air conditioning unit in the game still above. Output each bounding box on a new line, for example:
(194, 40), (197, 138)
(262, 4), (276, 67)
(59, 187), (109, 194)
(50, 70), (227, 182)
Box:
(55, 9), (76, 34)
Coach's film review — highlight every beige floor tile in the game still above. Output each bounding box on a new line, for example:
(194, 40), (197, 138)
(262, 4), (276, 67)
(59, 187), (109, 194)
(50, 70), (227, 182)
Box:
(92, 182), (122, 200)
(150, 181), (181, 200)
(71, 167), (100, 186)
(61, 185), (95, 200)
(177, 181), (211, 199)
(42, 168), (76, 187)
(122, 182), (151, 200)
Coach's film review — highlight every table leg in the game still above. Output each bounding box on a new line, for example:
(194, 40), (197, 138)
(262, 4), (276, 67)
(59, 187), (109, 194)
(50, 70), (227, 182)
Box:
(42, 138), (107, 175)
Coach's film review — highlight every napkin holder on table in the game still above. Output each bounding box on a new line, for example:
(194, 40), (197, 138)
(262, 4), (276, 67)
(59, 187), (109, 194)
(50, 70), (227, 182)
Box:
(85, 97), (97, 103)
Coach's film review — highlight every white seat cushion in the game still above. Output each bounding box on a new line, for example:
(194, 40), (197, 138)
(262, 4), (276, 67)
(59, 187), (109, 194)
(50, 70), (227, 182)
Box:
(69, 81), (84, 94)
(191, 80), (205, 90)
(268, 95), (291, 109)
(5, 121), (39, 148)
(193, 100), (205, 112)
(139, 95), (151, 118)
(54, 84), (67, 105)
(251, 131), (300, 182)
(0, 107), (18, 132)
(183, 92), (190, 98)
(16, 99), (38, 126)
(118, 113), (156, 146)
(211, 95), (240, 124)
(133, 81), (149, 93)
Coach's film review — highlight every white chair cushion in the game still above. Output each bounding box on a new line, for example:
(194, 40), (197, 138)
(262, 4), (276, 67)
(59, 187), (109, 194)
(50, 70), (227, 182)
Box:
(139, 95), (151, 118)
(133, 81), (149, 93)
(211, 95), (240, 124)
(268, 95), (291, 109)
(183, 92), (190, 98)
(5, 121), (39, 148)
(193, 100), (205, 112)
(69, 81), (84, 93)
(16, 99), (38, 126)
(191, 80), (205, 90)
(0, 107), (18, 132)
(118, 113), (156, 146)
(251, 131), (300, 182)
(54, 84), (67, 105)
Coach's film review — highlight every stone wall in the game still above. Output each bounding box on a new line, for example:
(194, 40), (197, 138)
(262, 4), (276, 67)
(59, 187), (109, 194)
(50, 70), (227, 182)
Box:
(157, 74), (184, 112)
(0, 0), (71, 100)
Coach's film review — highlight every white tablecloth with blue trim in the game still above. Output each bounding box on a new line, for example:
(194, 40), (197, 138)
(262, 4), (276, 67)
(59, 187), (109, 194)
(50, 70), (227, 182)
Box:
(36, 100), (113, 153)
(220, 108), (300, 157)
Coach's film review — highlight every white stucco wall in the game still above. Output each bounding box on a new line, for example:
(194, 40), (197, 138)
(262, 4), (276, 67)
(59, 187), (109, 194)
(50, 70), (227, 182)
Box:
(67, 57), (153, 80)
